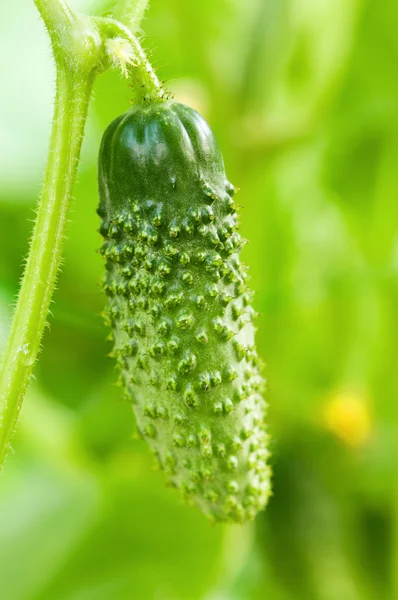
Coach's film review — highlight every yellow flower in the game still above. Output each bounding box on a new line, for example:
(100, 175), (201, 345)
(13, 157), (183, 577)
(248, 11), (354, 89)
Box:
(322, 391), (372, 447)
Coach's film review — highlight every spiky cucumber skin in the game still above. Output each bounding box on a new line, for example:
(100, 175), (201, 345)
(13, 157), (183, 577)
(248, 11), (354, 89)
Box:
(98, 100), (270, 523)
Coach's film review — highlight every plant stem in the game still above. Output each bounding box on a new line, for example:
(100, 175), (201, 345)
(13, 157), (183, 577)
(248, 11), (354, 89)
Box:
(35, 0), (75, 31)
(98, 17), (165, 101)
(113, 0), (150, 33)
(0, 67), (95, 469)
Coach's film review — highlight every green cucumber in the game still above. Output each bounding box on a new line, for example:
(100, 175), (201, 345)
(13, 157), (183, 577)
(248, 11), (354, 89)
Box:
(98, 100), (270, 523)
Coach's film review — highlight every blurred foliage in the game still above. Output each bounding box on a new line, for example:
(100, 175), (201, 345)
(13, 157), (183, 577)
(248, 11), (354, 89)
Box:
(1, 0), (398, 598)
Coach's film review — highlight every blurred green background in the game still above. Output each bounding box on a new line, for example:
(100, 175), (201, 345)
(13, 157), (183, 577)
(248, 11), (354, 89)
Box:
(1, 0), (398, 598)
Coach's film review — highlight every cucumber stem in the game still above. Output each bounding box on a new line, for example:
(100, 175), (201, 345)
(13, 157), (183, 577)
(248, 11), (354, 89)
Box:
(98, 18), (166, 102)
(112, 0), (150, 33)
(0, 64), (95, 470)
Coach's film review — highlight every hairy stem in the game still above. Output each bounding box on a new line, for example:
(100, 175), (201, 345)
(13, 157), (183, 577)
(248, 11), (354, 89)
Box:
(0, 67), (94, 468)
(99, 17), (164, 101)
(113, 0), (150, 33)
(34, 0), (75, 31)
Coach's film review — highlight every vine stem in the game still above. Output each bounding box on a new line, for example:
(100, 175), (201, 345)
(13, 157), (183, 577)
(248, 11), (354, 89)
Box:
(99, 17), (164, 101)
(0, 0), (161, 470)
(113, 0), (150, 32)
(0, 66), (95, 468)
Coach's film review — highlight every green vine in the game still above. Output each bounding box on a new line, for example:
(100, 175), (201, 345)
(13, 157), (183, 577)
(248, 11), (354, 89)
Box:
(0, 0), (160, 470)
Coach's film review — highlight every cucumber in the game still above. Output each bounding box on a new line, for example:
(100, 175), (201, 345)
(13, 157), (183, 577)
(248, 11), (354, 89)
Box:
(98, 100), (270, 523)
